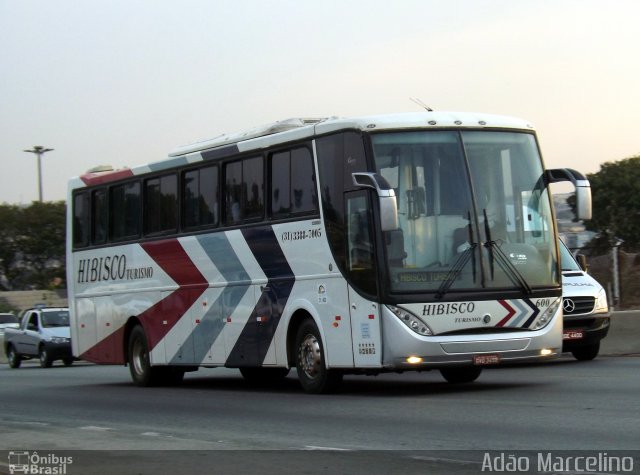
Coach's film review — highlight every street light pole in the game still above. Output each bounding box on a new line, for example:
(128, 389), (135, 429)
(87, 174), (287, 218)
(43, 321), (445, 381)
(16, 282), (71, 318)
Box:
(23, 146), (54, 202)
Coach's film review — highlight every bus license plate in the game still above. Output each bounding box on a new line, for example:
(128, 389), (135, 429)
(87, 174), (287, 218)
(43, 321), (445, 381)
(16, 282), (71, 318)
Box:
(473, 354), (500, 365)
(563, 329), (584, 340)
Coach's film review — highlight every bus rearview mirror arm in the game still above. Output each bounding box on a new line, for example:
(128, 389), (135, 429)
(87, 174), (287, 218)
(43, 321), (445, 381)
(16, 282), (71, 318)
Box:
(352, 172), (399, 231)
(546, 168), (592, 220)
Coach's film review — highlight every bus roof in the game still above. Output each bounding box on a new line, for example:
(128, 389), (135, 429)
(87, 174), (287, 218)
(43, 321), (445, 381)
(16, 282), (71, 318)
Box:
(170, 111), (534, 157)
(71, 111), (534, 188)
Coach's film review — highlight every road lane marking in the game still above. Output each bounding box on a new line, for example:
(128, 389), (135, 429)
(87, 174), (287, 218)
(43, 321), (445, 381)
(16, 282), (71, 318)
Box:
(79, 426), (114, 431)
(302, 446), (352, 451)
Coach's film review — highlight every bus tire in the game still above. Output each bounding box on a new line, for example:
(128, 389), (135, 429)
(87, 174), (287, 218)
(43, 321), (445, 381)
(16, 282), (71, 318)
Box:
(295, 319), (342, 394)
(440, 366), (482, 384)
(7, 345), (21, 369)
(128, 325), (164, 387)
(571, 342), (600, 361)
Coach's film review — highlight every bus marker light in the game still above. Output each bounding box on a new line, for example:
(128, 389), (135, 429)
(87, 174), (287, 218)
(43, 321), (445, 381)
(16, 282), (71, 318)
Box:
(335, 316), (341, 321)
(332, 322), (339, 328)
(368, 314), (375, 320)
(195, 319), (201, 324)
(406, 356), (423, 364)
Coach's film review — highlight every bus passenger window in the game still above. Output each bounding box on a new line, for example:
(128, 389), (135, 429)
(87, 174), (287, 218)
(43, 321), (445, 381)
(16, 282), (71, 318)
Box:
(110, 182), (141, 241)
(271, 147), (317, 218)
(144, 174), (177, 235)
(91, 189), (107, 245)
(224, 161), (242, 224)
(271, 151), (291, 216)
(73, 192), (90, 248)
(183, 165), (218, 229)
(291, 148), (317, 214)
(243, 156), (264, 220)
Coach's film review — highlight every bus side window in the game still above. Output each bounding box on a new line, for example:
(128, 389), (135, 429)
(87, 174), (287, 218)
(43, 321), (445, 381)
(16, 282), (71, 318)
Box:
(73, 192), (90, 248)
(91, 188), (107, 245)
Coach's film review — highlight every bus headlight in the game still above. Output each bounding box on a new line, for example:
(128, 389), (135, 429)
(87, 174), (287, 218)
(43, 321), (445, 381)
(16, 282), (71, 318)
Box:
(387, 305), (433, 336)
(530, 297), (561, 331)
(595, 289), (609, 313)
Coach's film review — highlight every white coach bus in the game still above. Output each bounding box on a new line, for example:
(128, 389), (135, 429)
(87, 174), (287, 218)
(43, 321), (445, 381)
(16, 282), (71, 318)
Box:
(67, 112), (591, 393)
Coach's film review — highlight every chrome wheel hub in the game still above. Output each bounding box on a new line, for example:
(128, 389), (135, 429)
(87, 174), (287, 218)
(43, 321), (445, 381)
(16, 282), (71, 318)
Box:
(298, 334), (321, 379)
(132, 339), (147, 375)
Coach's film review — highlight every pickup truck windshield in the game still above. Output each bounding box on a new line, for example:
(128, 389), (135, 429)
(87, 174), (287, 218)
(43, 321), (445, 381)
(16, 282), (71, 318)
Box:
(372, 130), (558, 294)
(41, 311), (70, 327)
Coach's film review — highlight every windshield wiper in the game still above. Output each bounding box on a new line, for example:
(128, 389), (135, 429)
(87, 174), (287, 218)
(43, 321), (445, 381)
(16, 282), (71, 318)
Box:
(483, 209), (532, 294)
(436, 212), (477, 299)
(436, 244), (477, 299)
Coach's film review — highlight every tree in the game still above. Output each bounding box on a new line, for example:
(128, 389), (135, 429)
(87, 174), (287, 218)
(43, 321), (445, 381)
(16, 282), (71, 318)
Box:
(0, 201), (66, 290)
(585, 155), (640, 252)
(0, 204), (20, 287)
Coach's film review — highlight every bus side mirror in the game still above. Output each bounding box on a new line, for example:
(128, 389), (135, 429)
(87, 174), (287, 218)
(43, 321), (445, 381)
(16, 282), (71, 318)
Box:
(576, 254), (589, 272)
(547, 168), (592, 220)
(575, 185), (592, 221)
(352, 172), (399, 231)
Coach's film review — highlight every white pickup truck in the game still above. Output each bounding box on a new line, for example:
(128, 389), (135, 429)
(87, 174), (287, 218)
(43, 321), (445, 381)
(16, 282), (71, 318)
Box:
(3, 307), (74, 368)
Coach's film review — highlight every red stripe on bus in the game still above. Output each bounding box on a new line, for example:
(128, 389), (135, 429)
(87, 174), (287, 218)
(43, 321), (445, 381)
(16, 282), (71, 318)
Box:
(80, 239), (208, 363)
(139, 240), (208, 349)
(79, 169), (134, 186)
(496, 300), (516, 327)
(79, 326), (126, 364)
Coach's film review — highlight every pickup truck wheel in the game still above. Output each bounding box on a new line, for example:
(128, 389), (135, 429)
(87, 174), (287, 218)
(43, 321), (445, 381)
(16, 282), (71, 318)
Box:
(7, 345), (21, 368)
(39, 346), (53, 368)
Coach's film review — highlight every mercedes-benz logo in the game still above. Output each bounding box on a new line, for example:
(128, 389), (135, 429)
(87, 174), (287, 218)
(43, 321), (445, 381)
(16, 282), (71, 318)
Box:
(563, 298), (576, 313)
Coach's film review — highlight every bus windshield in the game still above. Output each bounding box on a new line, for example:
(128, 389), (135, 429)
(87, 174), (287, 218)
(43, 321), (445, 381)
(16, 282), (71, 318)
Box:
(372, 130), (558, 294)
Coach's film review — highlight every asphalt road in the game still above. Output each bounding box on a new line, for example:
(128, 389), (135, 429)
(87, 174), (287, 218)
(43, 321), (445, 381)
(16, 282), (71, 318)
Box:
(1, 356), (639, 474)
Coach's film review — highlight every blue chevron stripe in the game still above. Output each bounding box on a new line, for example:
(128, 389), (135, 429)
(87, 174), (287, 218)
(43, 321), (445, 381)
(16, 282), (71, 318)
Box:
(509, 299), (531, 327)
(225, 226), (295, 367)
(169, 233), (251, 364)
(522, 299), (541, 328)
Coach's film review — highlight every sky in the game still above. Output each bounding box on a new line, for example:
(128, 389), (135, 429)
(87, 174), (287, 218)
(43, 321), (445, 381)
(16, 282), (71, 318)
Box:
(1, 0), (639, 204)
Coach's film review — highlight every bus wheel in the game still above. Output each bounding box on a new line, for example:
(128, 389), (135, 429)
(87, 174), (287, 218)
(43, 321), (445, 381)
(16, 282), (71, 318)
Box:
(7, 345), (21, 369)
(571, 342), (600, 361)
(295, 319), (342, 394)
(440, 366), (482, 384)
(128, 325), (163, 387)
(39, 346), (53, 368)
(240, 367), (290, 385)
